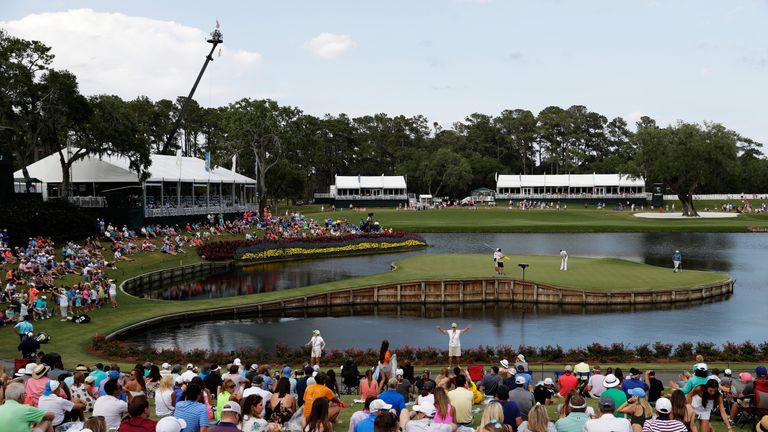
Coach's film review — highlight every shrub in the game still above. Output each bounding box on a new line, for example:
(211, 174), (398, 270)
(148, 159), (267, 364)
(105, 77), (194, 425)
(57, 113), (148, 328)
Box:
(674, 342), (694, 360)
(653, 342), (673, 358)
(88, 336), (768, 367)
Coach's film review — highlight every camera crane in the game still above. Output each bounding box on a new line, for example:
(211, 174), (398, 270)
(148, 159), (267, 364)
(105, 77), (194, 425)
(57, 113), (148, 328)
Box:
(164, 23), (224, 155)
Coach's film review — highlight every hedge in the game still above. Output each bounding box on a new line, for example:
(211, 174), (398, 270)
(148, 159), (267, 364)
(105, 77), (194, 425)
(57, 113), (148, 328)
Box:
(91, 335), (768, 366)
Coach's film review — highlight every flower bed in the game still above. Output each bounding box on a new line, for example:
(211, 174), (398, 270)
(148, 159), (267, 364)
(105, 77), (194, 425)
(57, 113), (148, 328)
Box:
(198, 232), (427, 261)
(91, 334), (768, 366)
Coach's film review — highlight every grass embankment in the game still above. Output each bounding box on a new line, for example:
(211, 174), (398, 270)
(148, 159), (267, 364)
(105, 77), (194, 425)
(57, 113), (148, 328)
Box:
(301, 206), (768, 232)
(0, 252), (729, 367)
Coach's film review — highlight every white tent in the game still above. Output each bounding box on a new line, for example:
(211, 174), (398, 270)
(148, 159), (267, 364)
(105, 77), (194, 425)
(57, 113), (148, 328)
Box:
(16, 150), (258, 216)
(15, 150), (256, 186)
(496, 173), (645, 197)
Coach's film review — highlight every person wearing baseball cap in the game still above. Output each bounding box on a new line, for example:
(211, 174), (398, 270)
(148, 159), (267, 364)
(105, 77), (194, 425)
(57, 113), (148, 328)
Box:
(641, 397), (688, 432)
(406, 402), (441, 432)
(600, 374), (628, 418)
(757, 416), (768, 432)
(307, 330), (326, 367)
(355, 399), (393, 432)
(435, 322), (471, 369)
(559, 365), (578, 398)
(583, 396), (631, 432)
(156, 416), (187, 432)
(617, 388), (652, 430)
(512, 377), (536, 418)
(678, 363), (711, 395)
(621, 368), (649, 398)
(209, 401), (242, 431)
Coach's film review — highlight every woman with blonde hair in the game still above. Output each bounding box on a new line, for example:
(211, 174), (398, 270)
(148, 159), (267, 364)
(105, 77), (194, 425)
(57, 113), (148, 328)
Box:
(617, 388), (653, 432)
(479, 401), (513, 432)
(155, 374), (176, 418)
(519, 404), (556, 432)
(433, 386), (456, 425)
(83, 416), (108, 432)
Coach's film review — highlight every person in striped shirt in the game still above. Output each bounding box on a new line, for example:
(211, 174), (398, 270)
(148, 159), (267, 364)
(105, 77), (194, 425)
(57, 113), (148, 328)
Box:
(642, 398), (687, 432)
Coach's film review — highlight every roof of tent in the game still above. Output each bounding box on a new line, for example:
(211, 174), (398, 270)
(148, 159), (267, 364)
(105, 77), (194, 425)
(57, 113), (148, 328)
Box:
(497, 174), (644, 188)
(14, 150), (256, 184)
(335, 175), (407, 189)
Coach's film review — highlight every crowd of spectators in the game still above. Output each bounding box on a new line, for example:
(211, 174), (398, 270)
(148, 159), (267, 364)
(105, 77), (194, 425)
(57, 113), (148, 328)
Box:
(0, 352), (766, 432)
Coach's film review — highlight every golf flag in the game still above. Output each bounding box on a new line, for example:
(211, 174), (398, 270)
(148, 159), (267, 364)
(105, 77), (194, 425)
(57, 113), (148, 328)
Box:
(231, 154), (237, 174)
(204, 151), (211, 172)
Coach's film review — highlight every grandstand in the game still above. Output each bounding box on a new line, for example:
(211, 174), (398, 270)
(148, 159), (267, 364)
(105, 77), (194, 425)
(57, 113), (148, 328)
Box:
(496, 173), (646, 203)
(314, 174), (408, 207)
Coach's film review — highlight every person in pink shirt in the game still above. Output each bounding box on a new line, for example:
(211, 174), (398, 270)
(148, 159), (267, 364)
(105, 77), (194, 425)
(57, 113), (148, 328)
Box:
(25, 364), (52, 406)
(558, 365), (579, 398)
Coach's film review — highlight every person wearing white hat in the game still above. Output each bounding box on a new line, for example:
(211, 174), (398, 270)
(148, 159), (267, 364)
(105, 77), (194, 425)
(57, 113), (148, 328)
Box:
(493, 248), (505, 275)
(213, 401), (242, 429)
(306, 329), (326, 366)
(673, 250), (682, 272)
(37, 380), (85, 427)
(515, 354), (528, 371)
(181, 363), (197, 383)
(560, 249), (569, 271)
(156, 416), (187, 432)
(355, 399), (393, 432)
(435, 322), (471, 368)
(160, 362), (172, 377)
(405, 403), (449, 432)
(600, 374), (628, 418)
(641, 397), (687, 432)
(499, 359), (511, 376)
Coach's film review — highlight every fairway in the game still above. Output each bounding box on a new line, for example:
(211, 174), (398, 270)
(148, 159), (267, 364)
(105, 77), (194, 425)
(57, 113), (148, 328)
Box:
(305, 206), (768, 232)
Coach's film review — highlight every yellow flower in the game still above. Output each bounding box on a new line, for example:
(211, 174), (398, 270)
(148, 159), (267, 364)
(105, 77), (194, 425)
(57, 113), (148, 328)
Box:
(239, 239), (426, 261)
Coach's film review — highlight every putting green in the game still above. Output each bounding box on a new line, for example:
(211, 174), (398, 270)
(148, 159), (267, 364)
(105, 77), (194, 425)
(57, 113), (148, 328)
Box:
(0, 253), (729, 366)
(388, 254), (730, 291)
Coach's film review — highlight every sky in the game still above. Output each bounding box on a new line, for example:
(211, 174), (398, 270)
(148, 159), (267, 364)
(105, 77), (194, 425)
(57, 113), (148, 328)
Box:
(1, 1), (767, 143)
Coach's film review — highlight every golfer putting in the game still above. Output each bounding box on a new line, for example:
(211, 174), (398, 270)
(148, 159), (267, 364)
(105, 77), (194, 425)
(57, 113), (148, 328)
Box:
(436, 322), (471, 368)
(559, 249), (568, 271)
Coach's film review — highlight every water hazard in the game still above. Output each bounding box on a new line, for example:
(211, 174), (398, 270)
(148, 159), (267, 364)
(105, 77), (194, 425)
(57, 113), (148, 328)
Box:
(123, 232), (766, 351)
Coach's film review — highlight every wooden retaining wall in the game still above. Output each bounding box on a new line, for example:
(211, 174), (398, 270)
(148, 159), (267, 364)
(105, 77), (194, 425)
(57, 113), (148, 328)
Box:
(110, 270), (734, 340)
(121, 261), (231, 296)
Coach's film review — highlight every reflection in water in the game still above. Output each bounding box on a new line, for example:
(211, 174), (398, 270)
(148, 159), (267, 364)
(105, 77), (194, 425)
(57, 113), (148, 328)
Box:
(124, 232), (768, 351)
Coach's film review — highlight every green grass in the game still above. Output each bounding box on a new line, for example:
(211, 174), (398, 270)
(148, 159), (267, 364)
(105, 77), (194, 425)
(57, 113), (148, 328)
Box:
(0, 253), (729, 368)
(301, 206), (768, 232)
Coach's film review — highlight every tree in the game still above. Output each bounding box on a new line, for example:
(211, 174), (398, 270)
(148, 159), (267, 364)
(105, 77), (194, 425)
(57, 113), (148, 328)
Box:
(220, 98), (301, 210)
(494, 109), (537, 174)
(631, 122), (739, 216)
(0, 30), (55, 190)
(425, 147), (473, 196)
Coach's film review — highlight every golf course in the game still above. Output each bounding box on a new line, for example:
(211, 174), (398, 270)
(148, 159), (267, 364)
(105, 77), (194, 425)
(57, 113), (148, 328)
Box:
(0, 246), (731, 367)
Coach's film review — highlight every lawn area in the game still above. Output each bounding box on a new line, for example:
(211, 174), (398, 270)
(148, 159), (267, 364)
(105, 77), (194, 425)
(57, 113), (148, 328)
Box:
(300, 206), (768, 233)
(0, 252), (729, 367)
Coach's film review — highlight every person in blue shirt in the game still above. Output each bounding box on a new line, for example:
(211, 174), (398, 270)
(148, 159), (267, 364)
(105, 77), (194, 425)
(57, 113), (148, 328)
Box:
(378, 378), (405, 416)
(174, 383), (210, 432)
(621, 368), (649, 397)
(14, 316), (33, 342)
(354, 399), (392, 432)
(493, 385), (522, 430)
(673, 250), (682, 272)
(514, 365), (532, 390)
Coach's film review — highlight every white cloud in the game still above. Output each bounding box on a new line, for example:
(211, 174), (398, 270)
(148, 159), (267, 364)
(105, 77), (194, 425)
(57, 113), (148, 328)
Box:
(622, 111), (645, 128)
(1, 8), (262, 105)
(304, 32), (356, 59)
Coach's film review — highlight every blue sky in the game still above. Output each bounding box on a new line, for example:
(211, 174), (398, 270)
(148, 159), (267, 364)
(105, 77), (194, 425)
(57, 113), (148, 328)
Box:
(2, 1), (767, 143)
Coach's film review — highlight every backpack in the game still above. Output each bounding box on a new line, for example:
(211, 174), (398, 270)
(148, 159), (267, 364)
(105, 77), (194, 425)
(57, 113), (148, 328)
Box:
(73, 314), (91, 324)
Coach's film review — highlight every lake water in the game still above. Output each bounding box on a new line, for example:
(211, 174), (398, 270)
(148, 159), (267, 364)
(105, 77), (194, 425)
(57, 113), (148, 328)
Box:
(124, 232), (766, 352)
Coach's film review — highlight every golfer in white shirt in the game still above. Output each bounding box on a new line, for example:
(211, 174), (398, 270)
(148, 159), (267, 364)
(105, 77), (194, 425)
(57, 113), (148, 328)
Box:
(307, 329), (326, 366)
(436, 323), (471, 368)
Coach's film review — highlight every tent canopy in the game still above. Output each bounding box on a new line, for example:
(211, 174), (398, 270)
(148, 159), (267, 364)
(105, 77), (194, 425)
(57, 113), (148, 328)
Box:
(497, 173), (644, 189)
(15, 150), (257, 184)
(335, 175), (407, 189)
